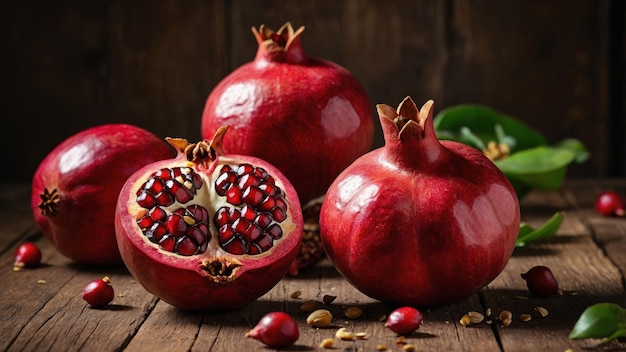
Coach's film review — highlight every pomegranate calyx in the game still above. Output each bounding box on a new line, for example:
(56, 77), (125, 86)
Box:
(252, 22), (306, 64)
(199, 256), (242, 284)
(38, 187), (60, 217)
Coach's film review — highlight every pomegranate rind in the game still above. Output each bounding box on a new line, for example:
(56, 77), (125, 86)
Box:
(320, 97), (520, 307)
(201, 23), (374, 204)
(115, 151), (303, 311)
(31, 124), (174, 265)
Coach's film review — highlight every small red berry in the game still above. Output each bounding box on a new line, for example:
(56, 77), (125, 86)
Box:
(385, 306), (423, 336)
(13, 242), (42, 271)
(246, 312), (299, 348)
(595, 191), (625, 217)
(82, 276), (115, 308)
(521, 265), (562, 297)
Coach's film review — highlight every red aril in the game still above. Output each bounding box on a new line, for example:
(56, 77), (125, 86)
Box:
(246, 312), (299, 349)
(385, 306), (423, 336)
(521, 265), (562, 297)
(115, 126), (303, 310)
(319, 97), (520, 307)
(595, 191), (625, 217)
(201, 22), (374, 204)
(82, 276), (115, 308)
(31, 124), (174, 265)
(13, 242), (42, 271)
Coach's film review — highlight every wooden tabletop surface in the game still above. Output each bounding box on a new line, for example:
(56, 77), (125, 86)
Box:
(1, 179), (626, 352)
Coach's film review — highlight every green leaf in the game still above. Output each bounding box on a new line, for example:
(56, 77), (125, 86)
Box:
(569, 303), (626, 342)
(433, 105), (547, 153)
(516, 212), (564, 247)
(495, 147), (575, 191)
(555, 138), (590, 163)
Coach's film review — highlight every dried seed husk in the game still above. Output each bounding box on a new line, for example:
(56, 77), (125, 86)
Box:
(396, 336), (407, 345)
(344, 306), (362, 319)
(290, 290), (302, 299)
(376, 344), (389, 351)
(460, 314), (472, 327)
(534, 306), (549, 318)
(355, 332), (367, 339)
(468, 311), (485, 324)
(500, 310), (513, 327)
(519, 313), (532, 322)
(319, 337), (334, 348)
(307, 309), (333, 327)
(335, 327), (355, 341)
(402, 344), (417, 352)
(300, 300), (320, 312)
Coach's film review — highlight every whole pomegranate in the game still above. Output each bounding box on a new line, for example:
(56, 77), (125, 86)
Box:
(201, 22), (374, 204)
(31, 124), (173, 265)
(115, 126), (303, 310)
(319, 97), (520, 307)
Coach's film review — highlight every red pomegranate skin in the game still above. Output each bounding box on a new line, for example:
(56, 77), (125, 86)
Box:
(201, 23), (374, 203)
(31, 124), (174, 265)
(115, 128), (304, 311)
(319, 98), (520, 307)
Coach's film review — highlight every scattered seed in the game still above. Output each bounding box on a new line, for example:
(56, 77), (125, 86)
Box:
(322, 294), (337, 304)
(344, 306), (362, 319)
(402, 344), (417, 352)
(290, 290), (302, 299)
(300, 300), (319, 312)
(568, 291), (578, 296)
(355, 332), (367, 340)
(37, 279), (46, 285)
(335, 327), (355, 341)
(485, 308), (492, 317)
(535, 306), (549, 318)
(500, 310), (513, 327)
(459, 314), (472, 327)
(117, 291), (126, 297)
(514, 295), (529, 300)
(319, 337), (334, 349)
(486, 320), (493, 324)
(396, 336), (407, 345)
(307, 309), (333, 328)
(519, 314), (532, 322)
(468, 311), (485, 324)
(376, 344), (389, 351)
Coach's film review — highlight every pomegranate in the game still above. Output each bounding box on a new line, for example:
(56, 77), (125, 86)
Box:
(115, 126), (303, 310)
(201, 22), (374, 204)
(595, 191), (625, 217)
(13, 242), (42, 271)
(82, 276), (115, 308)
(31, 124), (173, 265)
(246, 312), (299, 349)
(319, 97), (520, 307)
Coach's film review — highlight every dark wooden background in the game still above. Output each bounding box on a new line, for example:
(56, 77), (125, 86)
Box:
(2, 0), (624, 183)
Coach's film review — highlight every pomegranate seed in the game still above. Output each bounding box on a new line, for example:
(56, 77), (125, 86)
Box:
(521, 265), (562, 296)
(226, 186), (243, 205)
(243, 185), (264, 207)
(14, 242), (42, 271)
(159, 236), (176, 252)
(218, 225), (236, 243)
(148, 206), (167, 222)
(259, 183), (278, 196)
(595, 191), (625, 217)
(255, 213), (272, 229)
(237, 164), (254, 176)
(146, 223), (168, 243)
(136, 192), (156, 208)
(144, 177), (165, 194)
(154, 191), (175, 207)
(266, 223), (283, 239)
(254, 234), (273, 251)
(271, 207), (287, 222)
(82, 276), (115, 308)
(258, 196), (276, 212)
(385, 306), (423, 336)
(237, 174), (260, 190)
(242, 224), (262, 243)
(223, 237), (247, 255)
(241, 206), (257, 221)
(246, 312), (299, 349)
(176, 238), (197, 256)
(165, 213), (187, 237)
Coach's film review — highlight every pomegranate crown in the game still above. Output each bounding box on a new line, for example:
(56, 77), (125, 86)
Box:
(166, 125), (229, 170)
(252, 22), (306, 63)
(377, 97), (435, 143)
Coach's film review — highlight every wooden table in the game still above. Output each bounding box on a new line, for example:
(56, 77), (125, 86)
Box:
(2, 179), (625, 352)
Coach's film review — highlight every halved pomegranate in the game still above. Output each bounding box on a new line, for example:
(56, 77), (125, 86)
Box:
(115, 126), (303, 310)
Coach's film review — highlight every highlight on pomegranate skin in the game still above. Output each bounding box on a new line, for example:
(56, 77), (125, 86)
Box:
(319, 97), (521, 307)
(115, 126), (303, 311)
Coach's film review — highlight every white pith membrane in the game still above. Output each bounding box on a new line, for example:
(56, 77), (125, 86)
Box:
(128, 155), (298, 283)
